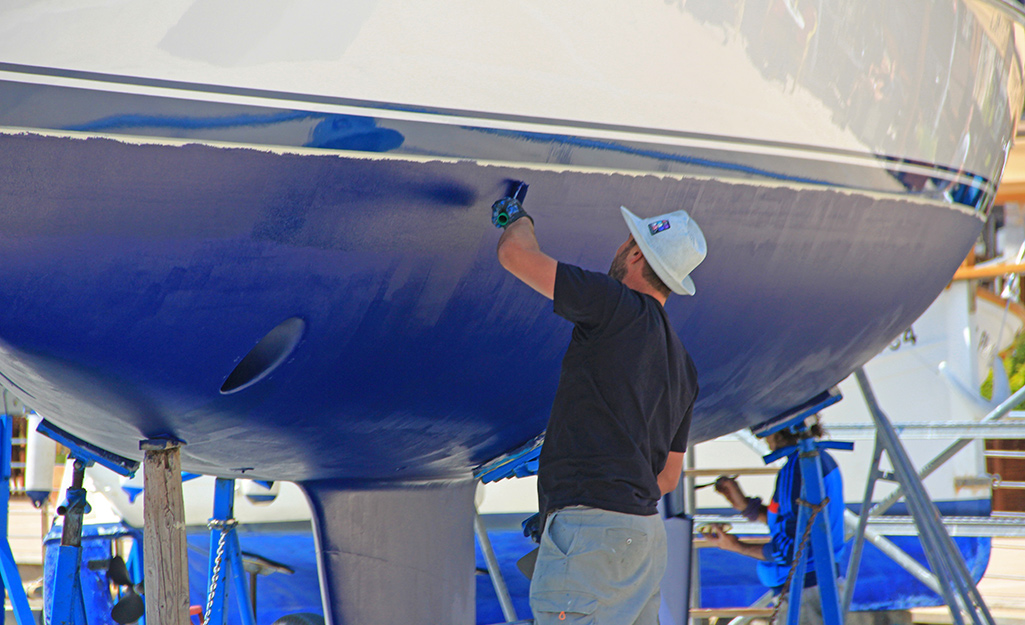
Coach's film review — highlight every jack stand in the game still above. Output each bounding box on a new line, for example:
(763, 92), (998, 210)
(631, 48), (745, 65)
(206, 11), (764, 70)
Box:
(50, 459), (91, 625)
(201, 478), (256, 625)
(36, 421), (138, 625)
(0, 412), (36, 625)
(753, 390), (853, 625)
(851, 369), (995, 625)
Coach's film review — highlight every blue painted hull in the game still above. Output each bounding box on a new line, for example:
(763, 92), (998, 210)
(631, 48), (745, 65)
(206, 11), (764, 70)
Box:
(0, 129), (983, 481)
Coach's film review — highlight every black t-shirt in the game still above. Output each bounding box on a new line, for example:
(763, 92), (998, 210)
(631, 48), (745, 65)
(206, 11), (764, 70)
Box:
(537, 263), (698, 517)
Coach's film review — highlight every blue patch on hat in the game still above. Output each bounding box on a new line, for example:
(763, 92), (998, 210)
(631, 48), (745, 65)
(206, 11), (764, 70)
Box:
(648, 220), (671, 235)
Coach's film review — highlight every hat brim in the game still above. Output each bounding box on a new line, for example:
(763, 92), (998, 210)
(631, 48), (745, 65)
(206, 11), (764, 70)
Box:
(620, 206), (695, 296)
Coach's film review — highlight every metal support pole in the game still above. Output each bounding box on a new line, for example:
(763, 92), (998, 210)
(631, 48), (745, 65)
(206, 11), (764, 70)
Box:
(206, 478), (234, 625)
(685, 444), (701, 625)
(843, 435), (883, 614)
(226, 529), (256, 625)
(855, 369), (994, 625)
(475, 509), (517, 623)
(51, 460), (90, 625)
(0, 411), (8, 599)
(205, 477), (257, 625)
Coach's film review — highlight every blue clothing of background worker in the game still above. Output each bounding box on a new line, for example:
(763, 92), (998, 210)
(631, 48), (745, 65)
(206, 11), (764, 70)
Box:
(757, 446), (845, 590)
(492, 192), (707, 625)
(704, 419), (847, 624)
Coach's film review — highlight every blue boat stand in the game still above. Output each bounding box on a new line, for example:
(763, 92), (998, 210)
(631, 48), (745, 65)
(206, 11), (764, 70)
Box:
(43, 441), (257, 625)
(754, 390), (853, 625)
(37, 416), (139, 625)
(201, 477), (257, 625)
(50, 459), (92, 625)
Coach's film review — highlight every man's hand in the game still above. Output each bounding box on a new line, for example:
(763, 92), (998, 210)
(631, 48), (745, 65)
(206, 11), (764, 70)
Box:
(700, 524), (767, 560)
(714, 476), (748, 510)
(700, 523), (742, 552)
(492, 197), (532, 229)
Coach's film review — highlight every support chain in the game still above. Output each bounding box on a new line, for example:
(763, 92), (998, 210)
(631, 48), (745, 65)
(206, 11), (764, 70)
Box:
(770, 497), (829, 625)
(201, 518), (238, 625)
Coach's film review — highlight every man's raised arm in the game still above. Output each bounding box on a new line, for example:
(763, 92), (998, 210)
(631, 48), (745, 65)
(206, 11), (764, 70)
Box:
(496, 210), (557, 300)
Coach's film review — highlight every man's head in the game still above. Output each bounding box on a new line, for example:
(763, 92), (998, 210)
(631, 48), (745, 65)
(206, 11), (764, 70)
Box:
(609, 237), (672, 298)
(619, 207), (706, 296)
(764, 417), (826, 451)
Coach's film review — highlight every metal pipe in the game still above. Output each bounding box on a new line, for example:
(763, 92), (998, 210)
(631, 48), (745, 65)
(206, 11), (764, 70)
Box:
(59, 460), (87, 548)
(686, 444), (701, 625)
(474, 510), (518, 623)
(825, 422), (1025, 440)
(985, 450), (1025, 459)
(684, 442), (701, 622)
(994, 480), (1025, 489)
(844, 436), (883, 615)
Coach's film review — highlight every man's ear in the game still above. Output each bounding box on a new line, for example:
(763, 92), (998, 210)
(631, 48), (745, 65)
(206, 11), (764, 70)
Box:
(628, 246), (645, 265)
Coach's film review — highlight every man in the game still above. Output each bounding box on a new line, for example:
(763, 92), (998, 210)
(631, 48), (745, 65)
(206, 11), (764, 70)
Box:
(702, 417), (846, 625)
(492, 193), (707, 624)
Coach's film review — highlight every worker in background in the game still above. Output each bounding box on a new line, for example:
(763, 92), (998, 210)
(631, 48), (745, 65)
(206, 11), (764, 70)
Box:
(492, 190), (706, 625)
(702, 416), (847, 625)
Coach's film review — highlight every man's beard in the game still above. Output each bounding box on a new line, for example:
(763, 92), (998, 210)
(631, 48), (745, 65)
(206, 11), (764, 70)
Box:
(608, 246), (629, 282)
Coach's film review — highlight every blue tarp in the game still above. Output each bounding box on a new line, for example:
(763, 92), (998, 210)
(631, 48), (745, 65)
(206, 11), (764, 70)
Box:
(45, 508), (992, 625)
(44, 522), (321, 625)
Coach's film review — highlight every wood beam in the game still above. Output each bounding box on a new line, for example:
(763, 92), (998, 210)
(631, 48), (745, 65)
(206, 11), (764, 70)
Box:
(951, 262), (1025, 281)
(142, 438), (189, 625)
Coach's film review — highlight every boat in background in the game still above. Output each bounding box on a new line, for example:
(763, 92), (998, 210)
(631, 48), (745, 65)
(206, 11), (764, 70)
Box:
(3, 1), (1025, 622)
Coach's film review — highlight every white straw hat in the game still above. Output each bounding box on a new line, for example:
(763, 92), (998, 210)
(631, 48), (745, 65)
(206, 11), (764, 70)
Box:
(620, 206), (707, 295)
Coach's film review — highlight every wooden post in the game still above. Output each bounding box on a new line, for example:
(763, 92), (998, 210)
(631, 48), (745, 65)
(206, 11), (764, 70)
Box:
(141, 438), (189, 625)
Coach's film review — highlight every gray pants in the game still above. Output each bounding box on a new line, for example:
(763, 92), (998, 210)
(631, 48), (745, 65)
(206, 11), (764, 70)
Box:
(529, 506), (667, 625)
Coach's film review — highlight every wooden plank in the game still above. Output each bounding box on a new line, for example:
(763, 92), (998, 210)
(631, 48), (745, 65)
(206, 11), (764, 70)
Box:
(693, 536), (771, 548)
(684, 467), (779, 477)
(994, 180), (1025, 206)
(143, 442), (189, 625)
(951, 262), (1025, 281)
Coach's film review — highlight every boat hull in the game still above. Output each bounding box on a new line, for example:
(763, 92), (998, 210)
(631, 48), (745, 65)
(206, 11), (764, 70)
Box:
(0, 129), (987, 481)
